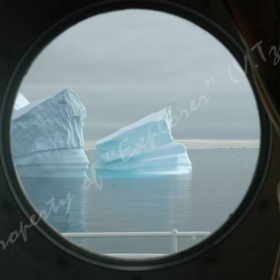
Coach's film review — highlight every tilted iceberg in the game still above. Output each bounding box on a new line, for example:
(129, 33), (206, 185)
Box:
(11, 88), (89, 178)
(95, 107), (192, 175)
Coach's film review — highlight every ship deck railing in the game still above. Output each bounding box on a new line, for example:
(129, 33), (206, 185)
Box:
(62, 230), (211, 258)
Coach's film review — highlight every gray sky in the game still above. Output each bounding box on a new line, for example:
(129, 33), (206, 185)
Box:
(18, 9), (260, 149)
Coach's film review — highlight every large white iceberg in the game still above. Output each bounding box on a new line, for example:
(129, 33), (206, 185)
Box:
(11, 88), (89, 178)
(95, 107), (192, 175)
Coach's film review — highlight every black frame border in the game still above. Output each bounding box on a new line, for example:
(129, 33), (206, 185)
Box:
(0, 0), (272, 271)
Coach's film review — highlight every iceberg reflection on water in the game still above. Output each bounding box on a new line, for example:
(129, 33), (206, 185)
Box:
(21, 171), (192, 254)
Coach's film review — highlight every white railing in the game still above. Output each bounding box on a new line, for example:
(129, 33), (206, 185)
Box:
(62, 229), (211, 257)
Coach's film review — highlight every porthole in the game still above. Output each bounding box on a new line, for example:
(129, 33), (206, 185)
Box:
(2, 1), (271, 270)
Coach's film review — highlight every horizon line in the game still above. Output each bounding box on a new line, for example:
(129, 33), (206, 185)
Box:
(84, 139), (260, 150)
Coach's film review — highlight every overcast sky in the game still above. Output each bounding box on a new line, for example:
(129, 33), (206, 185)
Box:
(18, 9), (260, 149)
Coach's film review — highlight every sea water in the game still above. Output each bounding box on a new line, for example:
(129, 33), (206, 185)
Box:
(21, 148), (259, 255)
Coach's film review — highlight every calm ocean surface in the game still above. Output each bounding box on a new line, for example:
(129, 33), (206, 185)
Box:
(21, 148), (259, 255)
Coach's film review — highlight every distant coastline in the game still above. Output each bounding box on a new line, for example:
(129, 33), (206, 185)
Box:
(85, 139), (260, 151)
(178, 139), (260, 149)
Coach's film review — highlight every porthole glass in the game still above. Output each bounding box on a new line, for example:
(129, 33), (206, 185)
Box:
(10, 9), (260, 259)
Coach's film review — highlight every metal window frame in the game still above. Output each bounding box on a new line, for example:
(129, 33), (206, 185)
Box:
(0, 0), (275, 279)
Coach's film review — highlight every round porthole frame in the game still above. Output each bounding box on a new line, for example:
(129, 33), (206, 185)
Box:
(0, 0), (272, 272)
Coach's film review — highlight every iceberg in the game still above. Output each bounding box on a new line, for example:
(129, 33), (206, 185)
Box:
(95, 107), (192, 176)
(11, 88), (89, 178)
(14, 92), (29, 110)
